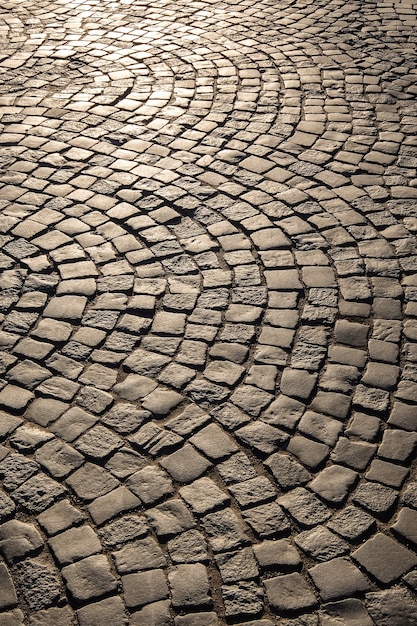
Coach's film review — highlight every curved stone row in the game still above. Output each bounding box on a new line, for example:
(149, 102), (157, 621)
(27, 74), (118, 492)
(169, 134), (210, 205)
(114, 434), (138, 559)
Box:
(0, 0), (417, 624)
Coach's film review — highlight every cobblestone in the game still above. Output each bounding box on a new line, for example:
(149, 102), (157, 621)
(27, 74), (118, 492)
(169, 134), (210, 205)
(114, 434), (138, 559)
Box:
(1, 0), (417, 623)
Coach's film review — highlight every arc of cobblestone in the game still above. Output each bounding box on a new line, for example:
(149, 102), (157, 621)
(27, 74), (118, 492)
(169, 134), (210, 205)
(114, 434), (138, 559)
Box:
(1, 0), (417, 625)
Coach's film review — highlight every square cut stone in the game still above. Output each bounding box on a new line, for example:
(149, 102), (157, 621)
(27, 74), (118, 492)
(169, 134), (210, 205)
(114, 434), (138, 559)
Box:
(48, 525), (101, 565)
(37, 499), (84, 535)
(298, 411), (343, 446)
(335, 320), (369, 348)
(264, 573), (317, 612)
(0, 520), (43, 563)
(278, 487), (331, 528)
(180, 478), (229, 515)
(309, 557), (372, 601)
(122, 569), (169, 609)
(160, 444), (212, 483)
(146, 499), (195, 538)
(168, 563), (210, 608)
(352, 533), (417, 584)
(88, 487), (141, 525)
(77, 596), (128, 626)
(0, 385), (34, 412)
(310, 465), (358, 504)
(321, 599), (373, 626)
(43, 296), (87, 321)
(254, 539), (301, 570)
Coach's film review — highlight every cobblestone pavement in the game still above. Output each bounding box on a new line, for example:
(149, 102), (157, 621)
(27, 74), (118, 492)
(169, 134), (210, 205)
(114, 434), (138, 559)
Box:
(0, 0), (417, 623)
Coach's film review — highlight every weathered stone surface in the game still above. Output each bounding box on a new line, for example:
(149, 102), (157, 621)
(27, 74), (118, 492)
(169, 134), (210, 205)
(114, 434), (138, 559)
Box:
(392, 507), (417, 546)
(365, 588), (417, 626)
(295, 526), (349, 562)
(215, 547), (259, 583)
(98, 515), (149, 550)
(160, 444), (212, 483)
(327, 505), (375, 542)
(1, 2), (417, 623)
(48, 525), (101, 565)
(243, 502), (291, 537)
(122, 569), (169, 609)
(27, 606), (74, 626)
(352, 533), (417, 584)
(352, 481), (398, 516)
(168, 563), (211, 607)
(309, 466), (358, 504)
(167, 529), (208, 564)
(265, 573), (317, 613)
(180, 477), (229, 514)
(146, 499), (195, 538)
(201, 509), (250, 552)
(0, 563), (17, 609)
(113, 536), (166, 573)
(222, 581), (264, 617)
(254, 538), (301, 570)
(309, 558), (372, 601)
(129, 600), (171, 626)
(0, 520), (43, 562)
(127, 466), (174, 504)
(321, 599), (373, 626)
(15, 560), (61, 611)
(278, 488), (331, 528)
(88, 486), (141, 525)
(174, 613), (218, 626)
(77, 597), (128, 626)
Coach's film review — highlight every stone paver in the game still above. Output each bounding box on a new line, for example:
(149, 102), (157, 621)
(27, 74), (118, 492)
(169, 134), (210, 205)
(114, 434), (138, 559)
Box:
(0, 0), (417, 623)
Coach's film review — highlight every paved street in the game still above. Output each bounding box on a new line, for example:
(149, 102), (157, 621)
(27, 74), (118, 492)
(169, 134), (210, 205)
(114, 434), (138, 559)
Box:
(0, 0), (417, 623)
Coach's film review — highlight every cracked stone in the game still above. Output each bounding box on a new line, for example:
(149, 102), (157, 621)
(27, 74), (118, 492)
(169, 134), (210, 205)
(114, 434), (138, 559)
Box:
(0, 520), (43, 563)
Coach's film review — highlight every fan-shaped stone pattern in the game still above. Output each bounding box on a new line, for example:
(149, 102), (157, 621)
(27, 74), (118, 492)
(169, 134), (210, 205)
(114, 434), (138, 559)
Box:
(0, 0), (417, 624)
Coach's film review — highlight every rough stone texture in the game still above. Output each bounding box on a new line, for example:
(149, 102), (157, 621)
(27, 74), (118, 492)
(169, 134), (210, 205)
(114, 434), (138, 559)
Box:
(254, 539), (301, 571)
(321, 599), (373, 626)
(295, 526), (349, 562)
(222, 582), (264, 617)
(15, 560), (61, 611)
(113, 536), (166, 573)
(310, 466), (358, 504)
(278, 488), (331, 528)
(365, 588), (417, 626)
(1, 0), (417, 623)
(129, 600), (172, 626)
(146, 499), (195, 538)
